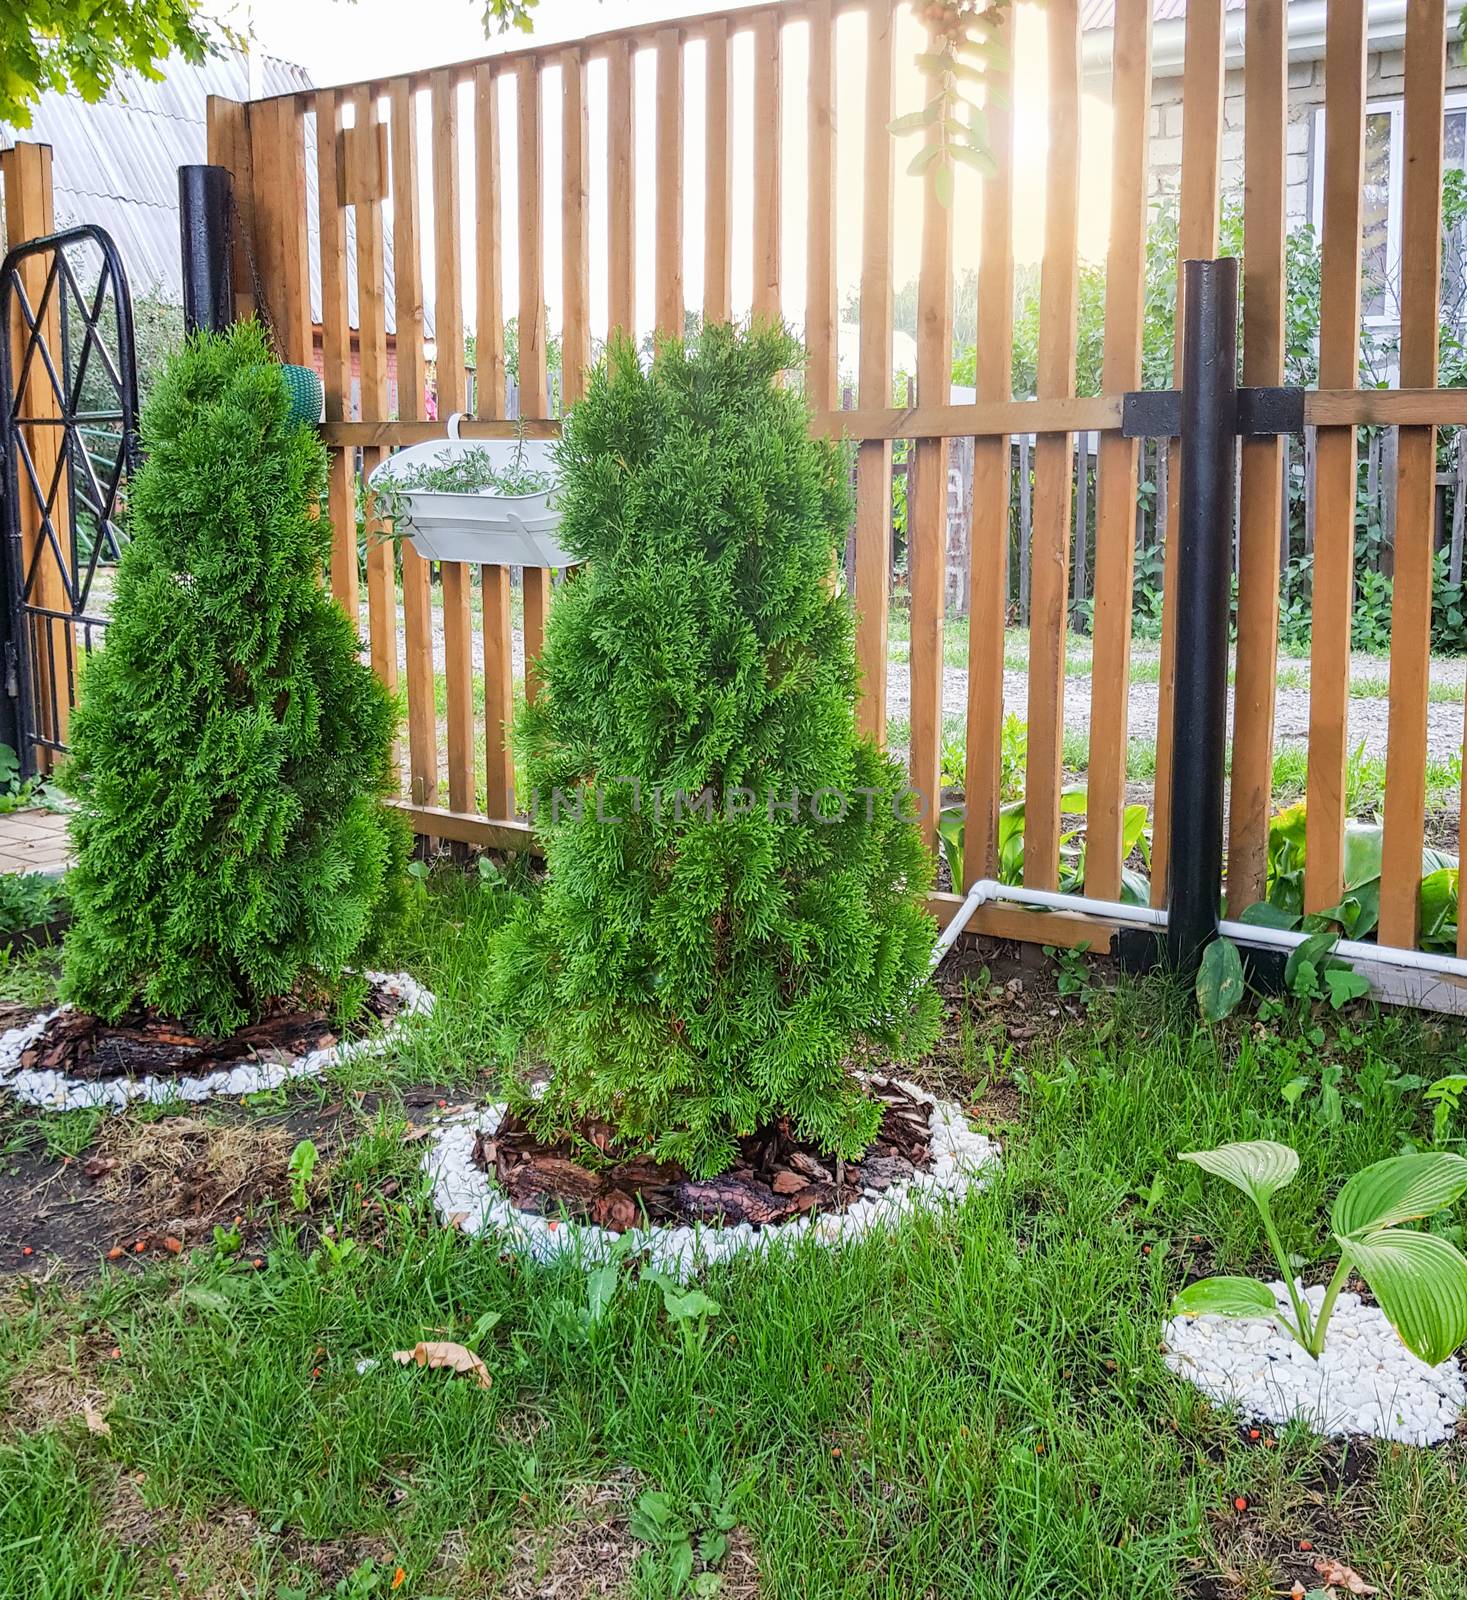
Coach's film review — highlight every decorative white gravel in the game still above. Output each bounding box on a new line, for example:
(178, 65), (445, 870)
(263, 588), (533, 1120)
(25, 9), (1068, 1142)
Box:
(421, 1079), (1001, 1279)
(1164, 1280), (1467, 1446)
(0, 971), (433, 1112)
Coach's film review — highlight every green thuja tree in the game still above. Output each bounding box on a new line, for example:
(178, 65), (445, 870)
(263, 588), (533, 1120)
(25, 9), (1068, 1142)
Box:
(490, 325), (940, 1177)
(61, 322), (407, 1034)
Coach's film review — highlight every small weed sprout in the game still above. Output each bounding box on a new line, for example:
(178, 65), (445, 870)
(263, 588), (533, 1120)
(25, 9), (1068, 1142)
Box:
(287, 1139), (318, 1212)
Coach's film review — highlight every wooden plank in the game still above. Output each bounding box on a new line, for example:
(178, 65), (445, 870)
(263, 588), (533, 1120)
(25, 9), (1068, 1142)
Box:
(908, 23), (955, 854)
(391, 800), (534, 852)
(655, 29), (684, 341)
(518, 58), (552, 703)
(482, 563), (516, 818)
(204, 97), (257, 322)
(432, 69), (477, 819)
(561, 47), (591, 403)
(607, 37), (637, 338)
(474, 64), (505, 418)
(350, 85), (400, 727)
(1082, 0), (1151, 902)
(1022, 0), (1082, 892)
(0, 141), (71, 761)
(703, 16), (733, 326)
(805, 0), (837, 412)
(1303, 0), (1366, 914)
(249, 97), (311, 365)
(1149, 0), (1225, 908)
(1380, 0), (1446, 948)
(1225, 0), (1287, 914)
(473, 62), (511, 819)
(389, 79), (438, 811)
(853, 0), (894, 744)
(962, 1), (1015, 887)
(751, 8), (782, 323)
(315, 89), (359, 620)
(1307, 388), (1467, 425)
(928, 893), (1117, 953)
(811, 396), (1121, 440)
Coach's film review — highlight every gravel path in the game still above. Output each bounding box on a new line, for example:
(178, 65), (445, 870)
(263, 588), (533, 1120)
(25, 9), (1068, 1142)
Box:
(884, 648), (1467, 766)
(380, 599), (1466, 775)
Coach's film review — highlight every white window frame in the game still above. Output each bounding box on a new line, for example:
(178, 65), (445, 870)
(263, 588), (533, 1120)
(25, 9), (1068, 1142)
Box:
(1311, 91), (1467, 327)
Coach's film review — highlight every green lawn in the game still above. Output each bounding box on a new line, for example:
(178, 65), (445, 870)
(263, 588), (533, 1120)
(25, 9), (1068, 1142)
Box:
(1, 874), (1465, 1599)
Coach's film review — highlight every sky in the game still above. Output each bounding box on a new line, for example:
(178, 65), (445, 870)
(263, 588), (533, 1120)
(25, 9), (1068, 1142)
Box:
(204, 0), (1121, 359)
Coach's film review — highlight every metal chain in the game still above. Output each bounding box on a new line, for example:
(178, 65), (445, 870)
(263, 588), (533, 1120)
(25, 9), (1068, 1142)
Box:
(223, 180), (279, 358)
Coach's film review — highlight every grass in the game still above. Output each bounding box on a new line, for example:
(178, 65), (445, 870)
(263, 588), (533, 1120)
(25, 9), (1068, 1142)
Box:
(2, 878), (1466, 1598)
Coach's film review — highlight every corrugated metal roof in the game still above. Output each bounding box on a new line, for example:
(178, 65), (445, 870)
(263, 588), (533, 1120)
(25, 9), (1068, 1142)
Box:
(1, 49), (409, 336)
(1080, 0), (1247, 25)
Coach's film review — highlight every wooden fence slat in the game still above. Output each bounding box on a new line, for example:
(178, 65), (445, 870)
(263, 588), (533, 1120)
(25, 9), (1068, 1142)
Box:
(655, 29), (684, 340)
(561, 48), (591, 402)
(204, 97), (257, 322)
(751, 8), (782, 323)
(1380, 0), (1446, 948)
(704, 16), (733, 326)
(518, 59), (552, 704)
(474, 64), (514, 820)
(909, 26), (955, 853)
(0, 141), (71, 759)
(350, 86), (401, 732)
(1225, 0), (1288, 914)
(1022, 0), (1082, 892)
(388, 80), (438, 811)
(962, 2), (1015, 888)
(1083, 0), (1151, 902)
(1303, 0), (1366, 914)
(474, 65), (505, 418)
(432, 70), (477, 819)
(249, 98), (312, 366)
(315, 89), (359, 621)
(853, 0), (894, 744)
(1149, 0), (1224, 908)
(607, 38), (636, 338)
(805, 0), (837, 413)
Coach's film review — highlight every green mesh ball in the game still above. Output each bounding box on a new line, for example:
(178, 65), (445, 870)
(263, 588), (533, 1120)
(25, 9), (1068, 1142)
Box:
(280, 363), (323, 428)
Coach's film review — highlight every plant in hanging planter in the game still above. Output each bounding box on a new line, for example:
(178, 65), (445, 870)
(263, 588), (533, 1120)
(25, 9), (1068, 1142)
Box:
(59, 321), (408, 1037)
(367, 417), (567, 567)
(1171, 1140), (1467, 1365)
(488, 325), (941, 1179)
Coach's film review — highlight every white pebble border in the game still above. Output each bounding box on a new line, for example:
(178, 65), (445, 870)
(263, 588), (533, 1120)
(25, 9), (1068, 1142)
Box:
(421, 1079), (1001, 1279)
(0, 971), (433, 1112)
(1164, 1280), (1467, 1446)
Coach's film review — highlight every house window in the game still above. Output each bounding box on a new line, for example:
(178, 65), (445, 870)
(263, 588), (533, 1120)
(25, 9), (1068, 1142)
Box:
(1312, 95), (1467, 324)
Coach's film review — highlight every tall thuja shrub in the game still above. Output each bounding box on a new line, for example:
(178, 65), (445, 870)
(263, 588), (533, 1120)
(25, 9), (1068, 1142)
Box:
(62, 323), (406, 1033)
(491, 326), (939, 1177)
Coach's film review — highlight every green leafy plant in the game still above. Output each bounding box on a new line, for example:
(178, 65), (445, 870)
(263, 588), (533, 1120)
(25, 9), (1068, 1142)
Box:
(1196, 937), (1245, 1024)
(0, 871), (67, 936)
(1172, 1140), (1467, 1365)
(1424, 1074), (1467, 1151)
(641, 1267), (721, 1357)
(488, 326), (939, 1177)
(288, 1138), (318, 1212)
(629, 1471), (753, 1597)
(312, 1231), (358, 1273)
(382, 434), (552, 504)
(58, 323), (408, 1035)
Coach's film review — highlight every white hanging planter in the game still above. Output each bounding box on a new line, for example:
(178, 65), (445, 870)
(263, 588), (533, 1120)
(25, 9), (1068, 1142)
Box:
(368, 413), (573, 567)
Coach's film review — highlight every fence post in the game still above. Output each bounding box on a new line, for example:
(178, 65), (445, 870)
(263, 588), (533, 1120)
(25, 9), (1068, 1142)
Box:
(178, 166), (234, 335)
(1166, 258), (1239, 975)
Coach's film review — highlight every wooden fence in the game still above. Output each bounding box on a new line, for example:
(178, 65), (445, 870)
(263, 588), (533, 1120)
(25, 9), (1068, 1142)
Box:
(206, 0), (1467, 955)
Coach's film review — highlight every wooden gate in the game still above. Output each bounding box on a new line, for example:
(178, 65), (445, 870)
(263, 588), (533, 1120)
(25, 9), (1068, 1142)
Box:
(208, 0), (1467, 955)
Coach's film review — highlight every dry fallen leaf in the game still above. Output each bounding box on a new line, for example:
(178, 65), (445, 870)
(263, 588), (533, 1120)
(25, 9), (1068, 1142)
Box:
(82, 1400), (111, 1437)
(391, 1341), (491, 1389)
(1315, 1558), (1377, 1596)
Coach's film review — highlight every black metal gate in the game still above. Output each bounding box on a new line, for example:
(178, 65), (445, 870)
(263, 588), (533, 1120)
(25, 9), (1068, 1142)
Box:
(0, 224), (138, 775)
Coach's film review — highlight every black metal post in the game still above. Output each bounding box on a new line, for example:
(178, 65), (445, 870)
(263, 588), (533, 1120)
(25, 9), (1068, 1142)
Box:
(178, 166), (234, 335)
(1165, 257), (1239, 975)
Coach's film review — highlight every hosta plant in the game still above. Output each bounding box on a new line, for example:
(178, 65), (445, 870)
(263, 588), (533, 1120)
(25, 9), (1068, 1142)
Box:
(1172, 1140), (1467, 1365)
